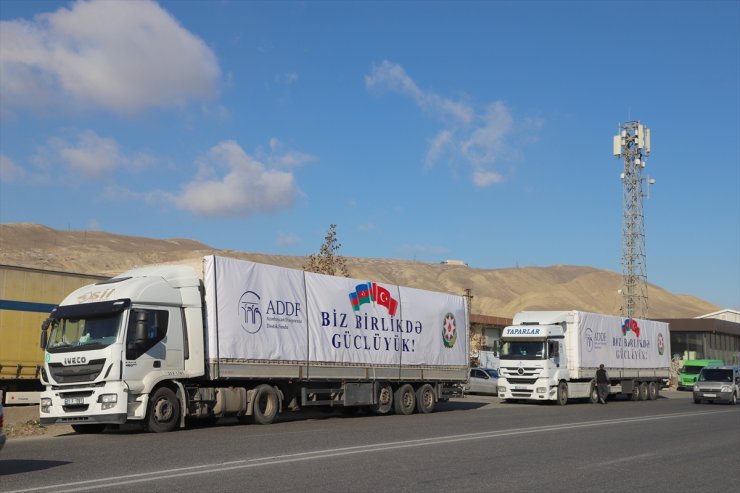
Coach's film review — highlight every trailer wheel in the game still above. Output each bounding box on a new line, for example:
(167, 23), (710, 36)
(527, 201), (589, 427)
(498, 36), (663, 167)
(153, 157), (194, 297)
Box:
(415, 384), (435, 414)
(147, 387), (180, 433)
(630, 382), (640, 401)
(71, 423), (107, 434)
(252, 384), (279, 425)
(556, 382), (568, 406)
(373, 383), (393, 415)
(638, 382), (648, 401)
(393, 384), (416, 415)
(647, 382), (658, 400)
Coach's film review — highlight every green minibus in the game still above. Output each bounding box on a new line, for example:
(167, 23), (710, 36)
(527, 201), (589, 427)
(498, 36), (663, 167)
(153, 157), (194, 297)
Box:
(679, 359), (724, 390)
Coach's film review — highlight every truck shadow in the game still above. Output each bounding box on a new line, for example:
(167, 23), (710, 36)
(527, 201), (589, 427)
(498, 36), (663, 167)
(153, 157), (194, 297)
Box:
(0, 459), (71, 476)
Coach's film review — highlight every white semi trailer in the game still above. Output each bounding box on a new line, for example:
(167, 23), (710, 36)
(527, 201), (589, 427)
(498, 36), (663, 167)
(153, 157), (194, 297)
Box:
(39, 256), (469, 433)
(497, 311), (670, 404)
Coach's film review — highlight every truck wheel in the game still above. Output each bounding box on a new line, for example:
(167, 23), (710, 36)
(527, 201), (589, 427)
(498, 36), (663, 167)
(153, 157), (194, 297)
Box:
(588, 383), (599, 404)
(373, 383), (393, 415)
(647, 382), (658, 400)
(393, 384), (416, 415)
(556, 382), (568, 406)
(415, 384), (435, 414)
(729, 393), (737, 406)
(71, 423), (107, 434)
(693, 397), (701, 404)
(638, 382), (648, 401)
(252, 384), (279, 425)
(147, 387), (180, 433)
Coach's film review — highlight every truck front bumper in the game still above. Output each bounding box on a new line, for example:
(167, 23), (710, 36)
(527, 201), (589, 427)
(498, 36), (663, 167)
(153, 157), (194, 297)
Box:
(498, 380), (553, 400)
(40, 381), (129, 425)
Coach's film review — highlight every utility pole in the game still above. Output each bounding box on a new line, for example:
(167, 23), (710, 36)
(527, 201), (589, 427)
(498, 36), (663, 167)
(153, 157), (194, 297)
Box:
(613, 121), (655, 320)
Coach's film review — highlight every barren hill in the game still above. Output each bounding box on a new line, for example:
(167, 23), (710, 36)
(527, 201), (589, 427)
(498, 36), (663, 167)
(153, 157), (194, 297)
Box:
(0, 223), (717, 318)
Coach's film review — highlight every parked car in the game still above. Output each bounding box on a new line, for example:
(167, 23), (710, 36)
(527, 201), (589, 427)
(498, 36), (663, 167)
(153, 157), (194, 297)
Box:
(464, 367), (499, 395)
(0, 401), (6, 452)
(693, 365), (740, 405)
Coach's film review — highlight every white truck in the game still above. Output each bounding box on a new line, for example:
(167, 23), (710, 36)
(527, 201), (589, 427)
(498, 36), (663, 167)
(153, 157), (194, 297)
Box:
(38, 256), (469, 433)
(497, 311), (670, 405)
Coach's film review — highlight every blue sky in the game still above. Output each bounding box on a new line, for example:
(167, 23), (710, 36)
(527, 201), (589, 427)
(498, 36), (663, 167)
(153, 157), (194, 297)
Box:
(0, 1), (738, 310)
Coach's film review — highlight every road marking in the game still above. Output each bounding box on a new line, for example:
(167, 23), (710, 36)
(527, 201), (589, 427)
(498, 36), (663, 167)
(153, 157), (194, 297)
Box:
(7, 409), (736, 493)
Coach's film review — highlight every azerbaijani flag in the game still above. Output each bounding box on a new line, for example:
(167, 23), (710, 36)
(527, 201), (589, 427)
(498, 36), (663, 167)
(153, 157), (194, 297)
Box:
(349, 282), (373, 311)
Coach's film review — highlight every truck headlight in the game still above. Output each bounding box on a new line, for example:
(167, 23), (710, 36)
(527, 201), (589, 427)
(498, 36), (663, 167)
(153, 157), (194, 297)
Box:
(98, 393), (118, 410)
(720, 385), (732, 393)
(41, 397), (52, 413)
(498, 386), (506, 393)
(537, 387), (547, 393)
(693, 385), (699, 392)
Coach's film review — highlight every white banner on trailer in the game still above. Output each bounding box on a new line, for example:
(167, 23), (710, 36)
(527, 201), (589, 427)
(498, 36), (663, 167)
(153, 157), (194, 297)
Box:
(204, 256), (308, 361)
(204, 256), (468, 366)
(576, 311), (670, 369)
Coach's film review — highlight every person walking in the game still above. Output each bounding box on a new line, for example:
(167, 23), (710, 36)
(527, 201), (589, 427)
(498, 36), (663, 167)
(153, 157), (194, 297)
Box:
(596, 364), (609, 404)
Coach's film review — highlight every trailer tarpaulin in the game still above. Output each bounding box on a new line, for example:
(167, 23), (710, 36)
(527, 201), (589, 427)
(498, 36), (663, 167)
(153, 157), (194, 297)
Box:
(576, 311), (670, 369)
(204, 256), (468, 366)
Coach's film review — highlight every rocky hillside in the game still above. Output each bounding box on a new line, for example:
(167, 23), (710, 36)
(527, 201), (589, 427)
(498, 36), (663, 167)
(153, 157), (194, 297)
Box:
(0, 223), (718, 318)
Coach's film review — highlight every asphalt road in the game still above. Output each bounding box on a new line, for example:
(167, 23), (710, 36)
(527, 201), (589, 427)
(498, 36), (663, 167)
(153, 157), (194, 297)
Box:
(1, 392), (739, 493)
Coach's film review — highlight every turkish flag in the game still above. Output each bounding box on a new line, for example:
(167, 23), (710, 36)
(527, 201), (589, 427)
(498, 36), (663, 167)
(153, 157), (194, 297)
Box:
(374, 284), (398, 316)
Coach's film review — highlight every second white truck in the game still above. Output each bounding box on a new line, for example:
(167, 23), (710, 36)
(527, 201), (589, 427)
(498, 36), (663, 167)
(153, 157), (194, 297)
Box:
(497, 310), (670, 404)
(39, 256), (469, 432)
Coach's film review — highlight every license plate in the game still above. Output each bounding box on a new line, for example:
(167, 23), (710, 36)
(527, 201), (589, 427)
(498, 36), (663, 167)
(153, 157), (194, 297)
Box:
(64, 397), (85, 406)
(704, 393), (716, 398)
(514, 386), (527, 390)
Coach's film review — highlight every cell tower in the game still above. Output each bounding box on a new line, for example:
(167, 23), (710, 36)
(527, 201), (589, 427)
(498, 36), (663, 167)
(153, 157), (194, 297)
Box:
(613, 121), (654, 320)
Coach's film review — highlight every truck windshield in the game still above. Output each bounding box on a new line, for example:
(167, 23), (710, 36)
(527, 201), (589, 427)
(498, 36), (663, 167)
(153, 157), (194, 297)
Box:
(47, 313), (121, 352)
(681, 366), (703, 375)
(500, 341), (546, 360)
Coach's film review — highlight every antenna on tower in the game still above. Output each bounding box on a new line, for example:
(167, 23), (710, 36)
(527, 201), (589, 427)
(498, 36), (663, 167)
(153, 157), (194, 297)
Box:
(613, 121), (654, 320)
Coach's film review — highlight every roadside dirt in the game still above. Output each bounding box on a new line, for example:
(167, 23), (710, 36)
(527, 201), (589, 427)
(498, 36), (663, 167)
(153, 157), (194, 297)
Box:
(3, 405), (73, 439)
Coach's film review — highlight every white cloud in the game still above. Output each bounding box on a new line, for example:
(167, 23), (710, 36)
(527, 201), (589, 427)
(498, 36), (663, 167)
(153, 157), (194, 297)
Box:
(461, 101), (513, 167)
(425, 130), (454, 168)
(57, 130), (123, 176)
(472, 169), (504, 187)
(366, 61), (473, 124)
(367, 61), (541, 187)
(261, 138), (316, 168)
(0, 154), (26, 182)
(0, 0), (220, 115)
(170, 140), (300, 218)
(32, 129), (158, 179)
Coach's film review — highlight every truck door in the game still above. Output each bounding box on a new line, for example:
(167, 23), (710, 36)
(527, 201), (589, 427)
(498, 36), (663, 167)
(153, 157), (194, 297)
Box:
(123, 307), (184, 387)
(548, 338), (566, 370)
(548, 339), (561, 367)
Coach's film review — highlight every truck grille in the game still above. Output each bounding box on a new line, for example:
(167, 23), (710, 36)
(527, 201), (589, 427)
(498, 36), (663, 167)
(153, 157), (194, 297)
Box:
(48, 359), (106, 383)
(505, 377), (538, 385)
(500, 367), (542, 379)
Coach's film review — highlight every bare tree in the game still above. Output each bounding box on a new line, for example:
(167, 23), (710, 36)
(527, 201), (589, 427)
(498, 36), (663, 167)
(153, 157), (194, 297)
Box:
(303, 224), (350, 277)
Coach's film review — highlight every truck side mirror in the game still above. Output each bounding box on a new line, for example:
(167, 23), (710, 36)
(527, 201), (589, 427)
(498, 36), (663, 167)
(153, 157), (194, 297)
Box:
(40, 318), (50, 350)
(135, 310), (149, 344)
